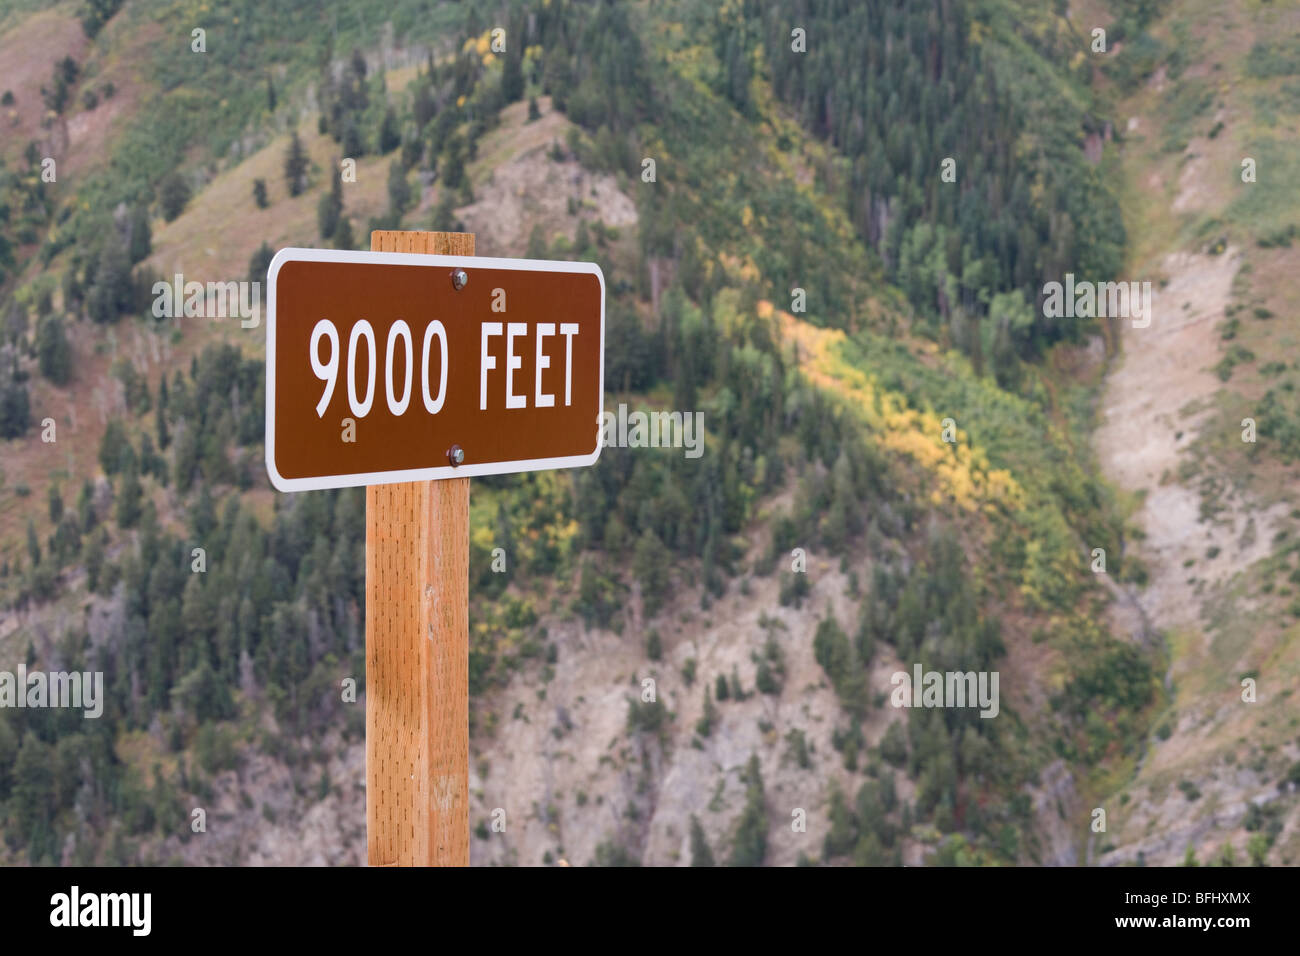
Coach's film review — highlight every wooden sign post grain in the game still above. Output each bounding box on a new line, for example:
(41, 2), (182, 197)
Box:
(266, 228), (602, 864)
(366, 229), (472, 866)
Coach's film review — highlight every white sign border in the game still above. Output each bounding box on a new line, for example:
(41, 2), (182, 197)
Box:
(265, 247), (605, 493)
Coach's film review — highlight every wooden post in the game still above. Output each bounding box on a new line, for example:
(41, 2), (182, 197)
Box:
(366, 230), (473, 866)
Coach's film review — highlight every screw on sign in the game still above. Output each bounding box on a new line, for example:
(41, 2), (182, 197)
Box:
(265, 232), (604, 866)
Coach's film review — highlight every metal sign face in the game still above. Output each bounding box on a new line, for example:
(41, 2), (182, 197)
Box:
(265, 248), (604, 492)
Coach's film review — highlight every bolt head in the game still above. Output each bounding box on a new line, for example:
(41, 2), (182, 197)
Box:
(448, 444), (465, 466)
(451, 269), (468, 291)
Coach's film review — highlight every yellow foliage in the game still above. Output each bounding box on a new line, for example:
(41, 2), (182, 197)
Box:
(471, 523), (496, 553)
(779, 312), (1025, 513)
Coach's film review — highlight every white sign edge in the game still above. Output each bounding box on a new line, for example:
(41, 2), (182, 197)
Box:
(264, 247), (606, 493)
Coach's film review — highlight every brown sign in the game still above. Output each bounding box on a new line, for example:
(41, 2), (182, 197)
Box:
(265, 249), (604, 491)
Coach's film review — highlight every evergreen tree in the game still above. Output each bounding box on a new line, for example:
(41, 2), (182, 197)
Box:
(632, 528), (671, 617)
(341, 118), (365, 159)
(249, 242), (274, 284)
(116, 460), (143, 529)
(83, 528), (105, 593)
(729, 753), (768, 866)
(36, 315), (72, 384)
(429, 189), (458, 232)
(695, 686), (716, 737)
(155, 380), (170, 450)
(99, 420), (132, 475)
(26, 516), (41, 565)
(77, 478), (96, 530)
(12, 732), (54, 846)
(0, 355), (29, 438)
(378, 108), (401, 154)
(284, 129), (308, 197)
(318, 164), (344, 240)
(502, 37), (525, 103)
(525, 223), (548, 259)
(880, 721), (908, 768)
(86, 239), (134, 323)
(689, 815), (715, 866)
(127, 203), (151, 263)
(387, 161), (411, 217)
(824, 785), (857, 859)
(333, 217), (355, 250)
(158, 172), (191, 221)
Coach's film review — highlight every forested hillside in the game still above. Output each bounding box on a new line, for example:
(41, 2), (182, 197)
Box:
(0, 0), (1292, 868)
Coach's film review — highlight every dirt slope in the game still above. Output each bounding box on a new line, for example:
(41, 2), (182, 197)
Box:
(1092, 0), (1300, 866)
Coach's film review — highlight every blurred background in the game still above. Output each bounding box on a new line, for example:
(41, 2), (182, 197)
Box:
(0, 0), (1297, 867)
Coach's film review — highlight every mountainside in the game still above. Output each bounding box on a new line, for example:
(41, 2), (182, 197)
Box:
(0, 0), (1295, 868)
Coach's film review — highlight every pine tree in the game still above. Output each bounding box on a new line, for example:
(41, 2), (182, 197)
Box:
(378, 108), (401, 153)
(155, 379), (170, 449)
(502, 41), (525, 103)
(127, 203), (151, 263)
(318, 164), (344, 240)
(632, 528), (671, 617)
(695, 686), (716, 737)
(823, 785), (857, 859)
(341, 117), (365, 159)
(36, 315), (72, 384)
(248, 242), (274, 284)
(99, 420), (131, 475)
(12, 731), (54, 839)
(333, 217), (355, 250)
(77, 478), (96, 530)
(284, 129), (308, 197)
(429, 190), (458, 232)
(728, 753), (768, 866)
(387, 161), (411, 217)
(525, 223), (547, 259)
(689, 815), (715, 866)
(116, 460), (143, 529)
(83, 528), (105, 593)
(158, 172), (191, 221)
(0, 357), (32, 438)
(86, 239), (133, 323)
(26, 517), (40, 565)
